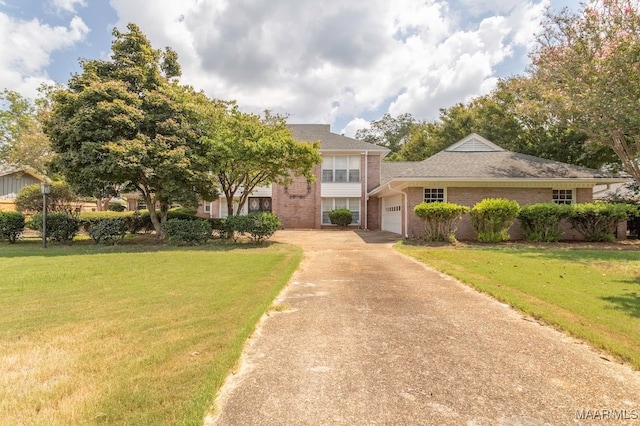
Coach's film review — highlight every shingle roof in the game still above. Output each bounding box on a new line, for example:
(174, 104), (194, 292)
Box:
(380, 149), (619, 185)
(288, 124), (389, 153)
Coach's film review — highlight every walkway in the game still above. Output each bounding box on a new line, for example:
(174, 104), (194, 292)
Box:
(206, 230), (640, 425)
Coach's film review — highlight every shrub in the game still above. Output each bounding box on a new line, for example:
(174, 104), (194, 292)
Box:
(414, 202), (469, 242)
(209, 218), (227, 238)
(518, 203), (573, 242)
(163, 219), (212, 245)
(32, 212), (80, 244)
(470, 198), (521, 243)
(246, 212), (281, 243)
(87, 218), (128, 245)
(0, 211), (26, 243)
(80, 211), (134, 231)
(107, 202), (126, 212)
(169, 206), (198, 216)
(329, 208), (353, 228)
(224, 214), (252, 242)
(15, 181), (78, 214)
(568, 202), (637, 242)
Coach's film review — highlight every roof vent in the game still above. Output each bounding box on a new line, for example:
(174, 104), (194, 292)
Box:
(445, 133), (505, 152)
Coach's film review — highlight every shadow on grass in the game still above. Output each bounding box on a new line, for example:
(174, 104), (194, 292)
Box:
(602, 293), (640, 318)
(0, 235), (279, 258)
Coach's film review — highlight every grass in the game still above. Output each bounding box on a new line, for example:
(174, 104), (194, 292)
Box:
(397, 241), (640, 370)
(0, 239), (302, 425)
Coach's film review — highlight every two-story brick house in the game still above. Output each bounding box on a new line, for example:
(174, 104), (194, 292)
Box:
(202, 126), (629, 240)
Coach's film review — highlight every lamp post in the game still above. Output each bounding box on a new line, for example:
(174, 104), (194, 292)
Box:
(40, 182), (51, 248)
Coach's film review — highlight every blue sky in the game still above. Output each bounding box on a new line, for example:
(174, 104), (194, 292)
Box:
(0, 0), (581, 136)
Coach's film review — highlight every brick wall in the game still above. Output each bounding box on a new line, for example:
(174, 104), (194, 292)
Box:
(272, 164), (322, 229)
(407, 185), (598, 241)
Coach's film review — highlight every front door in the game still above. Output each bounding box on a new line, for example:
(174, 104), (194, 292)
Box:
(248, 197), (272, 213)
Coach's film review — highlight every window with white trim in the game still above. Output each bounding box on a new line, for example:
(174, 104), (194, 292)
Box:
(553, 189), (573, 205)
(322, 198), (360, 225)
(322, 156), (360, 183)
(423, 188), (445, 203)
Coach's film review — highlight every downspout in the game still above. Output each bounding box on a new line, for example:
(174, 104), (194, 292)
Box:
(364, 151), (368, 230)
(387, 183), (409, 239)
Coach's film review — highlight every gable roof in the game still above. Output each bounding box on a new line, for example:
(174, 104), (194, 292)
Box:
(372, 134), (628, 196)
(0, 162), (47, 182)
(288, 124), (390, 154)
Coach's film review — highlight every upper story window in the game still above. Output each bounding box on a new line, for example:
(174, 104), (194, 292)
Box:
(424, 188), (445, 203)
(322, 156), (360, 183)
(553, 189), (573, 205)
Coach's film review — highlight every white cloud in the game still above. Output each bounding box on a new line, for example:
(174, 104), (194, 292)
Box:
(51, 0), (87, 14)
(103, 0), (550, 125)
(0, 13), (89, 96)
(341, 118), (371, 138)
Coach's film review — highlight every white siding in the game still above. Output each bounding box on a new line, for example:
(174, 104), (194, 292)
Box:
(321, 182), (361, 197)
(251, 186), (272, 197)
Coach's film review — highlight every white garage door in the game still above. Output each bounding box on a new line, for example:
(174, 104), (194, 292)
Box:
(382, 195), (402, 235)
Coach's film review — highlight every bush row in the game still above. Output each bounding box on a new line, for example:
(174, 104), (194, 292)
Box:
(10, 210), (280, 246)
(413, 199), (637, 243)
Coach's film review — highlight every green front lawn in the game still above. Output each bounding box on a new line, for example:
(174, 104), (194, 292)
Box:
(397, 242), (640, 370)
(0, 240), (301, 425)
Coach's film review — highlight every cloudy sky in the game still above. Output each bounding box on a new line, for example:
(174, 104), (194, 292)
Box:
(1, 0), (580, 136)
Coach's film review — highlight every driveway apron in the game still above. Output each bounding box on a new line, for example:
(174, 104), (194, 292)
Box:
(207, 230), (640, 425)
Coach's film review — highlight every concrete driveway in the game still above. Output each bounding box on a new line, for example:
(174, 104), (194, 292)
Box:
(206, 230), (640, 425)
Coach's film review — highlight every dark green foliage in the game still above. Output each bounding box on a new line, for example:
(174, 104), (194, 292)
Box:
(246, 212), (281, 243)
(209, 218), (227, 238)
(108, 203), (126, 212)
(568, 203), (637, 242)
(87, 218), (128, 245)
(14, 181), (78, 214)
(32, 212), (80, 244)
(329, 208), (353, 228)
(170, 206), (198, 216)
(470, 198), (521, 243)
(162, 219), (212, 245)
(80, 211), (133, 230)
(414, 202), (469, 242)
(224, 213), (281, 243)
(0, 211), (25, 243)
(518, 203), (573, 242)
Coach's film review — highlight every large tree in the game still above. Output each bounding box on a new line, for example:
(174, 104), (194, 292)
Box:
(0, 88), (53, 175)
(530, 0), (640, 180)
(355, 113), (415, 153)
(206, 105), (321, 216)
(44, 23), (218, 237)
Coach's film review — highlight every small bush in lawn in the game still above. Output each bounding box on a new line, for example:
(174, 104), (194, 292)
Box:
(80, 211), (133, 232)
(246, 212), (281, 243)
(470, 198), (520, 243)
(0, 211), (26, 243)
(414, 202), (469, 242)
(87, 218), (128, 245)
(518, 203), (573, 242)
(224, 214), (252, 242)
(163, 219), (212, 245)
(32, 212), (80, 244)
(329, 208), (353, 228)
(569, 203), (637, 242)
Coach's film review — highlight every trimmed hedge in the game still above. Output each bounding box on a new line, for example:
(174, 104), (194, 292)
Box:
(518, 203), (573, 242)
(568, 202), (637, 242)
(87, 218), (128, 245)
(414, 202), (469, 242)
(329, 208), (353, 228)
(0, 211), (26, 243)
(225, 212), (281, 243)
(470, 198), (520, 243)
(32, 212), (80, 244)
(163, 219), (212, 245)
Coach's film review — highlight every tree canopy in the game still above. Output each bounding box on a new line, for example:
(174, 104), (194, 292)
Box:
(355, 113), (415, 154)
(206, 105), (321, 216)
(530, 0), (640, 180)
(0, 88), (53, 175)
(44, 23), (218, 237)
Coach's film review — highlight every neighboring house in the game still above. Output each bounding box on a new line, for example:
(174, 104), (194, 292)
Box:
(0, 163), (47, 211)
(201, 128), (629, 240)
